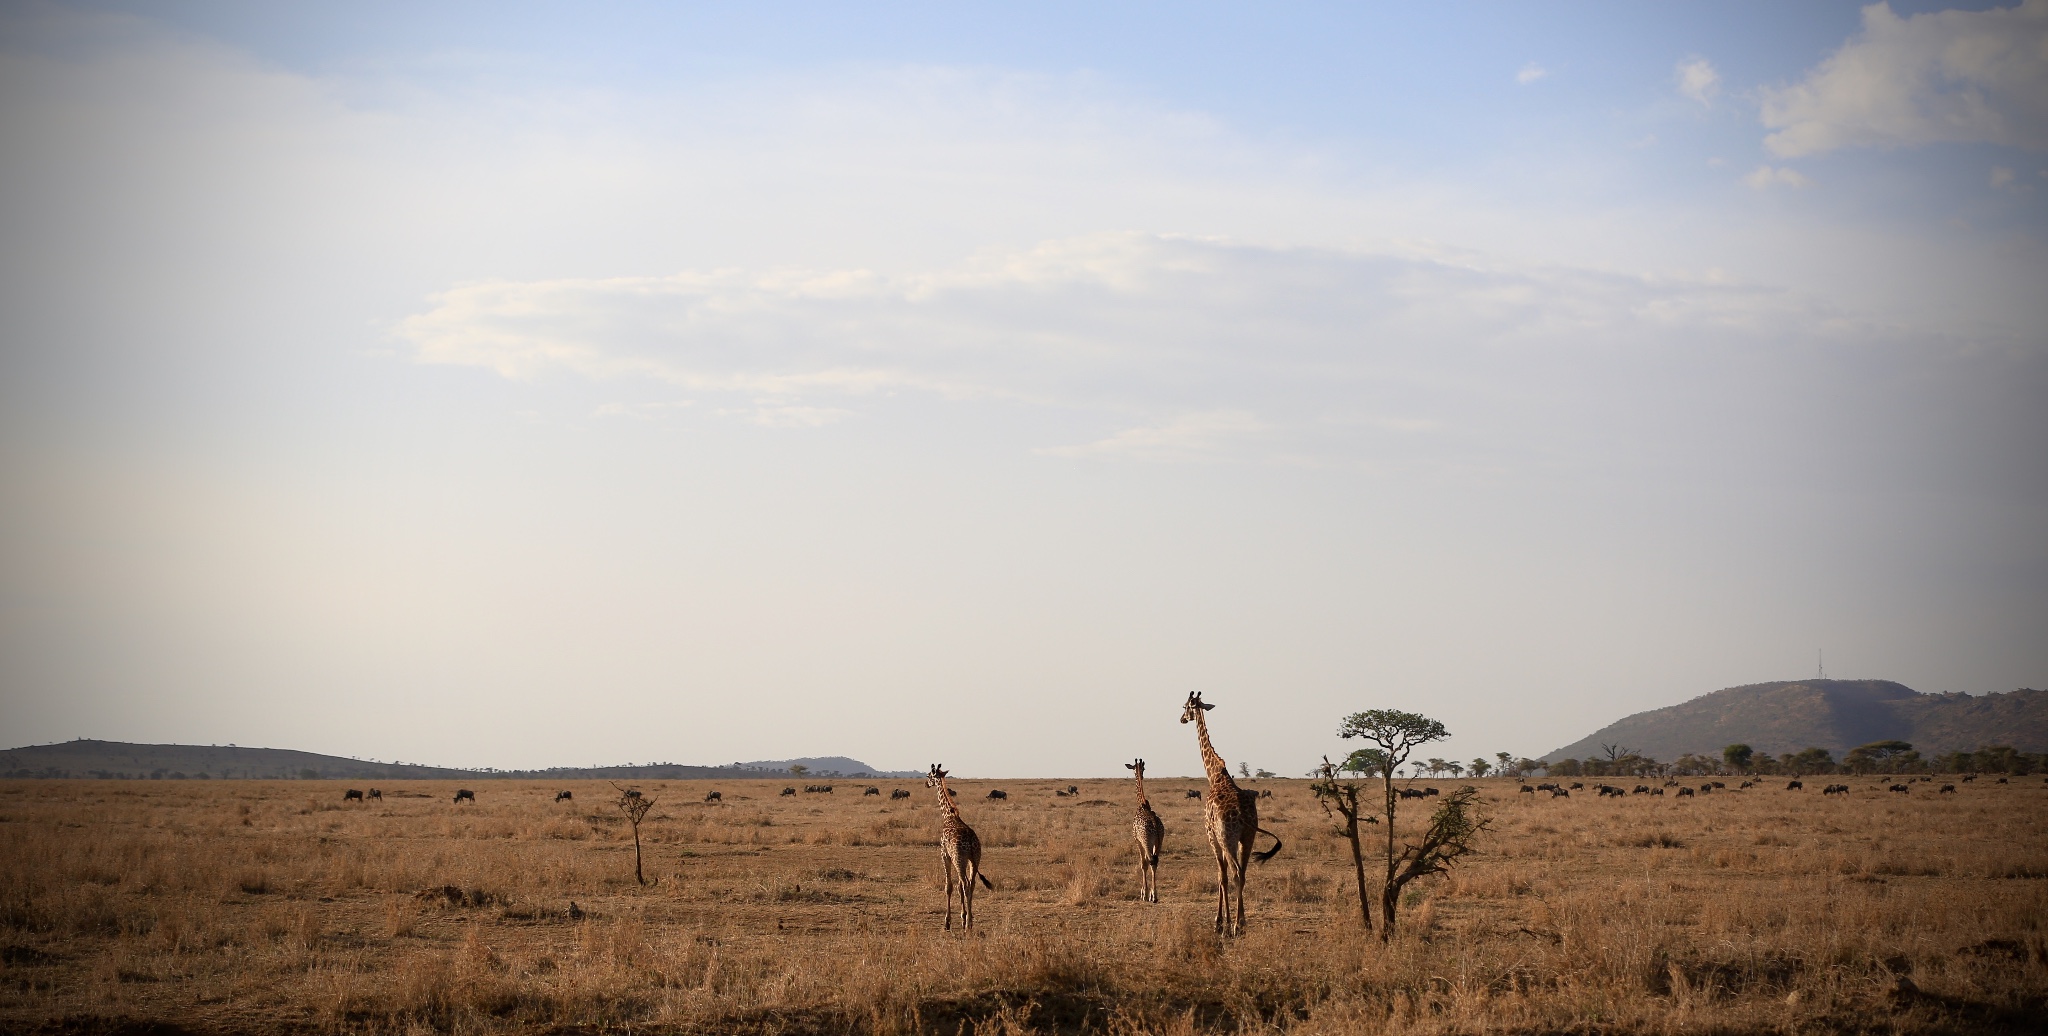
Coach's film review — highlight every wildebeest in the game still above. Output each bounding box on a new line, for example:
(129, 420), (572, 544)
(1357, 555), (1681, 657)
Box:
(1550, 788), (1569, 798)
(1889, 784), (1910, 794)
(1997, 777), (2008, 784)
(1536, 783), (1558, 792)
(343, 789), (364, 802)
(453, 789), (475, 804)
(803, 785), (833, 794)
(1633, 785), (1651, 795)
(1570, 783), (1584, 790)
(555, 791), (573, 802)
(1399, 788), (1428, 799)
(987, 789), (1007, 800)
(863, 786), (880, 796)
(1939, 784), (1957, 794)
(1651, 787), (1665, 796)
(367, 789), (381, 801)
(1676, 787), (1695, 798)
(622, 789), (642, 800)
(1738, 781), (1753, 789)
(1698, 784), (1712, 794)
(1963, 774), (1977, 782)
(890, 788), (911, 800)
(780, 787), (796, 796)
(1710, 781), (1726, 789)
(1786, 780), (1804, 790)
(1186, 789), (1203, 799)
(1823, 784), (1849, 795)
(704, 790), (722, 802)
(1424, 787), (1440, 796)
(1518, 784), (1535, 794)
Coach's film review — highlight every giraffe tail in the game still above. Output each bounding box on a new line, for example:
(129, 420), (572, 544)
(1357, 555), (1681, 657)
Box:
(1251, 827), (1284, 864)
(977, 873), (994, 890)
(1147, 851), (1159, 868)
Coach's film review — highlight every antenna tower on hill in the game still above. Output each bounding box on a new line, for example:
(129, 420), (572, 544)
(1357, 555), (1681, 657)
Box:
(1817, 649), (1825, 680)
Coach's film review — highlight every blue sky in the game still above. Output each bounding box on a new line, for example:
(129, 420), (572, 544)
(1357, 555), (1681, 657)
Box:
(1, 2), (2043, 775)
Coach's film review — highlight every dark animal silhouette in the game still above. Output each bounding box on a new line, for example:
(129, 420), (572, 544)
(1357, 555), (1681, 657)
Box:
(804, 785), (834, 794)
(453, 789), (475, 804)
(343, 789), (364, 802)
(1518, 785), (1535, 794)
(1939, 784), (1956, 794)
(1570, 783), (1584, 790)
(1551, 788), (1569, 798)
(1997, 777), (2008, 784)
(1889, 784), (1910, 794)
(1676, 787), (1695, 798)
(987, 789), (1007, 800)
(1186, 789), (1203, 799)
(863, 786), (880, 796)
(1823, 784), (1849, 795)
(890, 788), (911, 800)
(555, 791), (573, 802)
(780, 787), (796, 797)
(1786, 780), (1804, 790)
(704, 791), (722, 802)
(367, 789), (381, 801)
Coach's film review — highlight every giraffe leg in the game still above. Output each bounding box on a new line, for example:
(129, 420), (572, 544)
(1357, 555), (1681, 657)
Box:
(1212, 845), (1230, 934)
(1228, 839), (1245, 933)
(961, 862), (975, 930)
(943, 862), (956, 931)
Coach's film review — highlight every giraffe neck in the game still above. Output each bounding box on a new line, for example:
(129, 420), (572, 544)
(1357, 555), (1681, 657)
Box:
(1133, 769), (1151, 809)
(934, 776), (961, 822)
(1193, 711), (1238, 796)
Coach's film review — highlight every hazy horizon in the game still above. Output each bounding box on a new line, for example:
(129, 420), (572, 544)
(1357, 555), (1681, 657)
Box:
(3, 2), (2043, 778)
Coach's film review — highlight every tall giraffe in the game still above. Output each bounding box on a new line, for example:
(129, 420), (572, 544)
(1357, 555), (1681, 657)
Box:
(1180, 692), (1282, 935)
(1125, 758), (1166, 903)
(926, 764), (993, 930)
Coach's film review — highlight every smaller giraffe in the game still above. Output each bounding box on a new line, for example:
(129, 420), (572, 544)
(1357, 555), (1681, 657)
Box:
(927, 764), (994, 930)
(1126, 758), (1166, 903)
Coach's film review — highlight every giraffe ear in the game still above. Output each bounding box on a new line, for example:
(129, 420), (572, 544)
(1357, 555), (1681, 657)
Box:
(1200, 702), (1215, 711)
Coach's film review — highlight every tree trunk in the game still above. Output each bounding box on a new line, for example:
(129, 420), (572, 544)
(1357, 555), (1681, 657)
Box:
(633, 827), (645, 885)
(1345, 813), (1373, 930)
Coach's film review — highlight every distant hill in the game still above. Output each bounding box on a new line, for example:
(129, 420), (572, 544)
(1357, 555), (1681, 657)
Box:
(0, 740), (916, 781)
(1544, 681), (2048, 762)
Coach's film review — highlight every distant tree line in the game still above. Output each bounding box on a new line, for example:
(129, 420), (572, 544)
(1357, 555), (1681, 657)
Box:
(1543, 740), (2045, 777)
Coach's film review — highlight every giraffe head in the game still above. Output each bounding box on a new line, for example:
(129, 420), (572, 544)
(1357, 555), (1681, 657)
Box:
(1125, 758), (1146, 778)
(1180, 691), (1214, 724)
(926, 764), (949, 789)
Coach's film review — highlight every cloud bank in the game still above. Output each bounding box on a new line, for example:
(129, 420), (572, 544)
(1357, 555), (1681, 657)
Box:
(1762, 0), (2048, 156)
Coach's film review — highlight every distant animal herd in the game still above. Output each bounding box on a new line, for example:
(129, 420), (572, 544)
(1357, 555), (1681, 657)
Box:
(331, 700), (2040, 937)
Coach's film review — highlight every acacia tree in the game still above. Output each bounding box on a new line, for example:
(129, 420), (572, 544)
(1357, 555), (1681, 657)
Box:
(1380, 786), (1489, 936)
(1469, 758), (1491, 778)
(1310, 755), (1379, 930)
(1723, 743), (1754, 773)
(611, 783), (657, 885)
(1339, 709), (1467, 941)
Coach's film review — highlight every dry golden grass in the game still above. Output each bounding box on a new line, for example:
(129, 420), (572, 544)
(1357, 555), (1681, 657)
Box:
(2, 776), (2044, 1034)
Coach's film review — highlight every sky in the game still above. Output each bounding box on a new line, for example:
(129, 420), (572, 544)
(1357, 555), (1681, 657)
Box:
(1, 1), (2043, 777)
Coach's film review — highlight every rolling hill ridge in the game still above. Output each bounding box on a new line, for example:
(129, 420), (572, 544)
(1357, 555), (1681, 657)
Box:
(0, 740), (918, 781)
(1544, 680), (2048, 763)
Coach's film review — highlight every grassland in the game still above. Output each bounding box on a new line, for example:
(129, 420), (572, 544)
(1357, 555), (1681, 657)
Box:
(2, 774), (2044, 1035)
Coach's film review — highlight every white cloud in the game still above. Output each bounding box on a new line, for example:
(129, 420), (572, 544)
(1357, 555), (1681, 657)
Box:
(1517, 63), (1549, 85)
(1744, 165), (1812, 190)
(1036, 410), (1266, 463)
(1991, 165), (2017, 187)
(399, 233), (1877, 465)
(1760, 0), (2048, 156)
(1675, 57), (1721, 105)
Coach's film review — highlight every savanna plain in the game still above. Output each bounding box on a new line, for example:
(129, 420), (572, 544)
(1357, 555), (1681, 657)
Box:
(3, 775), (2045, 1036)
